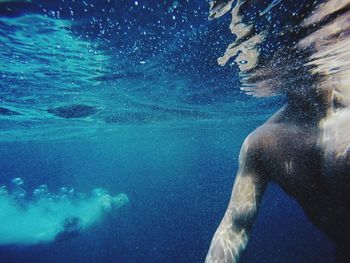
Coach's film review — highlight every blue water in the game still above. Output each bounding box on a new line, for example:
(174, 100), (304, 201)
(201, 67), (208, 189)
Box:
(0, 0), (336, 262)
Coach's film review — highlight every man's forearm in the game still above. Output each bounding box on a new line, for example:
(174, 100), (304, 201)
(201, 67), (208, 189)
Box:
(205, 220), (249, 263)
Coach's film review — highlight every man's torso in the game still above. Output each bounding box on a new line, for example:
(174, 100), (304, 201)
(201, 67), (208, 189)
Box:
(254, 108), (350, 250)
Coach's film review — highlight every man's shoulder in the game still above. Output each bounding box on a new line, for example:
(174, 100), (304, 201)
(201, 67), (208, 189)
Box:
(239, 124), (275, 163)
(244, 122), (309, 152)
(244, 123), (282, 148)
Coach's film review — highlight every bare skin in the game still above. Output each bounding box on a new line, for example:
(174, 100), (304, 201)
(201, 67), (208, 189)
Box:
(205, 89), (350, 263)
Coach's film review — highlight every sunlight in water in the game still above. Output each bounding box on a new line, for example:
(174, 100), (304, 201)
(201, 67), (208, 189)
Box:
(209, 0), (350, 157)
(0, 178), (129, 246)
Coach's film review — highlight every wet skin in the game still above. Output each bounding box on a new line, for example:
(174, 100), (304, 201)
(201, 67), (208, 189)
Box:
(205, 90), (350, 263)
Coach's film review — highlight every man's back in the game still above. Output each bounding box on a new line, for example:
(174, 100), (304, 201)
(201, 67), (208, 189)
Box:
(258, 107), (350, 257)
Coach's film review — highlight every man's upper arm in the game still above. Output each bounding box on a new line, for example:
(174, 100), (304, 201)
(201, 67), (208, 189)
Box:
(227, 133), (267, 228)
(205, 133), (268, 263)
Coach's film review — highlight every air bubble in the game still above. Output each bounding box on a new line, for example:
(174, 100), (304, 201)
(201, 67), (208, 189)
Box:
(11, 177), (24, 186)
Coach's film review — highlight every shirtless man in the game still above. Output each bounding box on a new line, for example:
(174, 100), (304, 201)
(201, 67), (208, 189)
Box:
(205, 0), (350, 262)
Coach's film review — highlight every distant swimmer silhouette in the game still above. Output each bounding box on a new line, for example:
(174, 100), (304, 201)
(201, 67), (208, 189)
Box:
(205, 0), (350, 262)
(55, 217), (83, 242)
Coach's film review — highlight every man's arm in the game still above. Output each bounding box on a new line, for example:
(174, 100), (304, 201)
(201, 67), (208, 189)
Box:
(205, 134), (268, 263)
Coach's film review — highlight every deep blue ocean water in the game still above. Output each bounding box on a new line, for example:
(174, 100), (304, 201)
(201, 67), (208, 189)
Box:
(0, 0), (336, 262)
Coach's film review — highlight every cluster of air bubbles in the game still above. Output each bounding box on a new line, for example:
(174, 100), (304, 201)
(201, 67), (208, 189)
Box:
(0, 177), (84, 203)
(0, 178), (128, 211)
(0, 178), (129, 245)
(0, 177), (27, 200)
(91, 188), (129, 212)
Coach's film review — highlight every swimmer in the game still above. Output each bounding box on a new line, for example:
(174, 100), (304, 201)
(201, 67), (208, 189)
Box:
(55, 217), (82, 242)
(205, 0), (350, 262)
(54, 192), (129, 242)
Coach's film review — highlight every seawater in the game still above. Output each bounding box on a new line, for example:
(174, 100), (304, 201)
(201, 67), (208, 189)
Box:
(0, 0), (340, 262)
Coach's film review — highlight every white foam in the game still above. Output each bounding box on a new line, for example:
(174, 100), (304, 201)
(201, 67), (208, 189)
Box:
(0, 180), (129, 246)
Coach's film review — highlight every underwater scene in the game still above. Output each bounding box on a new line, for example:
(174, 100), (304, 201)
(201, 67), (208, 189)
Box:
(1, 0), (349, 262)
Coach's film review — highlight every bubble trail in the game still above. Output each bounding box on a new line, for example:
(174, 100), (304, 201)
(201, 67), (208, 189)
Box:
(0, 178), (129, 246)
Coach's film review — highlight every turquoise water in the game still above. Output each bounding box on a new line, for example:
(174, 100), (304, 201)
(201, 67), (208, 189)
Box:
(0, 0), (337, 262)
